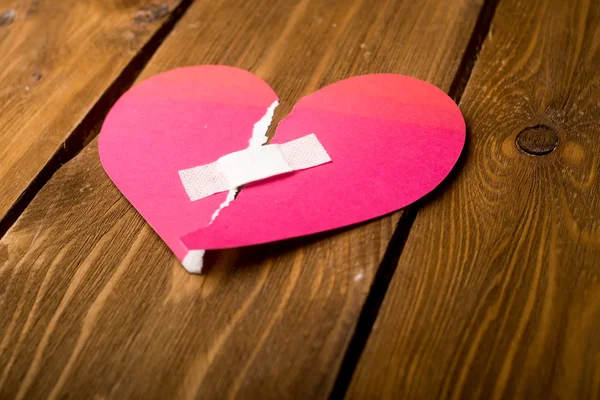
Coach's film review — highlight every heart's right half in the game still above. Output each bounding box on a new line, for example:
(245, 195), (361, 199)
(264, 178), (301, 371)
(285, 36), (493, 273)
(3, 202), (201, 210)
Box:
(99, 66), (465, 272)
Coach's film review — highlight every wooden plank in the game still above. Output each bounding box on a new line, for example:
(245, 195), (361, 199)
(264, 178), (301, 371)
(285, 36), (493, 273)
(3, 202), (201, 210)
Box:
(0, 0), (186, 228)
(347, 0), (600, 398)
(0, 0), (484, 398)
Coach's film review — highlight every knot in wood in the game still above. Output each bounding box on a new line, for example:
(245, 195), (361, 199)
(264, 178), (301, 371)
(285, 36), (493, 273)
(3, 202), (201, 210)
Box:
(516, 125), (558, 156)
(134, 4), (170, 24)
(0, 10), (16, 26)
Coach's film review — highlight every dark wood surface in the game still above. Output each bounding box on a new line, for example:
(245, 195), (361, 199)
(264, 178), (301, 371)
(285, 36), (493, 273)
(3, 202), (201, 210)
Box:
(0, 0), (186, 229)
(0, 0), (483, 398)
(347, 0), (600, 398)
(1, 0), (599, 398)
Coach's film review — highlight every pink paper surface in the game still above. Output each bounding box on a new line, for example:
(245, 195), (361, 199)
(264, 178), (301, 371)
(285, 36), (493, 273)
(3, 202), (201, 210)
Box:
(99, 66), (278, 260)
(99, 67), (465, 264)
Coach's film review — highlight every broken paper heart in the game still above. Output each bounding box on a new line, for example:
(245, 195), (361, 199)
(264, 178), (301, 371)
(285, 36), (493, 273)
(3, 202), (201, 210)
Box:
(99, 66), (465, 273)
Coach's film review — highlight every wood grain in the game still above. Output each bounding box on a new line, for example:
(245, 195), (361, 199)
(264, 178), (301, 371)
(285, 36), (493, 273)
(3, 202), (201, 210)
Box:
(0, 0), (484, 398)
(0, 0), (184, 226)
(347, 0), (600, 398)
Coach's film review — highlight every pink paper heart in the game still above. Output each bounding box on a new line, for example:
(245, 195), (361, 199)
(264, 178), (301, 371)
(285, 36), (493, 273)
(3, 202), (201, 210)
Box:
(99, 66), (465, 272)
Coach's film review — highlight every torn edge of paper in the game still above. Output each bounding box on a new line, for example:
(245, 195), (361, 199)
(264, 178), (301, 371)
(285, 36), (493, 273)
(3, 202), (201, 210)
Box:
(182, 249), (206, 274)
(181, 100), (279, 274)
(209, 100), (278, 222)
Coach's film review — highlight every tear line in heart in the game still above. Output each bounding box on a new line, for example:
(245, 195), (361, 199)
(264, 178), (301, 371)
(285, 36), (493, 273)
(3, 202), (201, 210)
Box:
(181, 99), (280, 273)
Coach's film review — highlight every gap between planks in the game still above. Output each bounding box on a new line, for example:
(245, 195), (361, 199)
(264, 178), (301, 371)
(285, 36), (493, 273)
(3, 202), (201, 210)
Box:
(0, 0), (197, 240)
(328, 0), (502, 397)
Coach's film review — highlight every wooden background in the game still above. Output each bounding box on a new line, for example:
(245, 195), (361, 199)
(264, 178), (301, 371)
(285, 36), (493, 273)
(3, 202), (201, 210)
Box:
(0, 0), (598, 398)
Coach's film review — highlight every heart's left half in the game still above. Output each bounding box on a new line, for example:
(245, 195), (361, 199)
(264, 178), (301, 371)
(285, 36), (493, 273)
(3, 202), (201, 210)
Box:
(99, 66), (465, 273)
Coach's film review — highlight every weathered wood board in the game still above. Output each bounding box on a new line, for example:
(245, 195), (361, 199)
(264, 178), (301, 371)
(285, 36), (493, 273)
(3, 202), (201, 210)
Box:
(347, 0), (600, 398)
(0, 0), (184, 228)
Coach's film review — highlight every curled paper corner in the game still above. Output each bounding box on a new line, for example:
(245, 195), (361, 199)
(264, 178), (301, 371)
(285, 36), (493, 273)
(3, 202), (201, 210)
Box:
(182, 249), (206, 274)
(180, 99), (279, 273)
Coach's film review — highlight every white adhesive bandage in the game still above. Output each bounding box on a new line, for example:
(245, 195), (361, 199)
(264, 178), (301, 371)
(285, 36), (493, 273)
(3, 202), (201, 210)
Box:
(178, 133), (331, 201)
